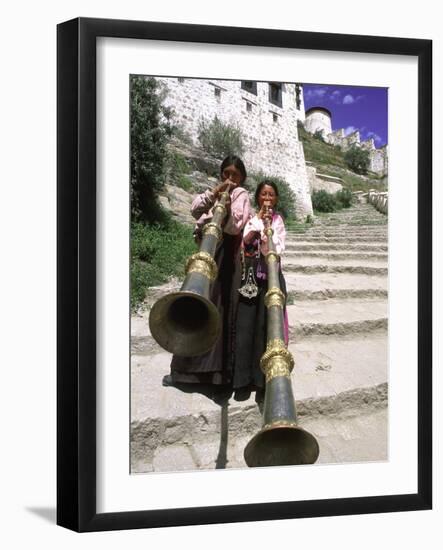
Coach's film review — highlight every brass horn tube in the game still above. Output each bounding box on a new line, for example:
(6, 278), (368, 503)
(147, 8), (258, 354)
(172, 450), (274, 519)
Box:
(244, 205), (320, 467)
(148, 191), (230, 357)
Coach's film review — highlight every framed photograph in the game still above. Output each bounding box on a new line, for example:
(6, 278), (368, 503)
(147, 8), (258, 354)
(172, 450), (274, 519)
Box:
(57, 17), (432, 532)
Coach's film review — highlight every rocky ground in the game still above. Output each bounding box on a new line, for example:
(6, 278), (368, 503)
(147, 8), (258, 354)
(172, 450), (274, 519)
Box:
(130, 201), (388, 473)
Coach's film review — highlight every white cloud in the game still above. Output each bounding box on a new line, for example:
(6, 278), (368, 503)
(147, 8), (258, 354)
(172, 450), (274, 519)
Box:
(305, 87), (328, 100)
(367, 131), (383, 145)
(343, 93), (365, 105)
(344, 126), (358, 136)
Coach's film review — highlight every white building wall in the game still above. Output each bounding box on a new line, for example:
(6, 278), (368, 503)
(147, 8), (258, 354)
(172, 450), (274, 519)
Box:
(157, 77), (313, 217)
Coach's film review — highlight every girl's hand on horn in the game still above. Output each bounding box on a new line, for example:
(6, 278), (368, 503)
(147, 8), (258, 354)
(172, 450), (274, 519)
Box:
(213, 179), (236, 200)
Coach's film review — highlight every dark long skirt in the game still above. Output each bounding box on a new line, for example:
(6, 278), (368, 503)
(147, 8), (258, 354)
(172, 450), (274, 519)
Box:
(233, 263), (288, 391)
(169, 234), (242, 385)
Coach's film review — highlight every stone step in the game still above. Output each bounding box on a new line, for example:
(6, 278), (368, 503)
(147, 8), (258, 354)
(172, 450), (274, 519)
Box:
(287, 288), (388, 301)
(131, 332), (388, 473)
(285, 251), (388, 261)
(283, 264), (388, 276)
(293, 330), (387, 398)
(316, 213), (386, 218)
(133, 405), (388, 472)
(286, 243), (388, 252)
(287, 298), (387, 338)
(285, 236), (387, 243)
(314, 219), (387, 226)
(289, 227), (388, 234)
(132, 296), (387, 354)
(225, 407), (388, 469)
(284, 272), (387, 294)
(284, 255), (387, 267)
(314, 211), (386, 217)
(298, 228), (387, 234)
(288, 232), (388, 239)
(316, 207), (386, 215)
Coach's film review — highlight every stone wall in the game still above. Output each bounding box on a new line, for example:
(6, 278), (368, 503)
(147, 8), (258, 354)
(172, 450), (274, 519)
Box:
(156, 77), (313, 217)
(360, 140), (388, 175)
(328, 128), (346, 147)
(329, 129), (388, 177)
(369, 145), (388, 175)
(341, 130), (361, 150)
(306, 164), (343, 194)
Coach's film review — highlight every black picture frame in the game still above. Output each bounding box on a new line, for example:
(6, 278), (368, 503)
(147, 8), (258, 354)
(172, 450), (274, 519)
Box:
(57, 17), (432, 532)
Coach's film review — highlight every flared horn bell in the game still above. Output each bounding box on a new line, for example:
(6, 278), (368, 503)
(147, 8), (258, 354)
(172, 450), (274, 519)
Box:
(148, 290), (220, 357)
(149, 191), (231, 358)
(244, 424), (320, 467)
(244, 367), (319, 467)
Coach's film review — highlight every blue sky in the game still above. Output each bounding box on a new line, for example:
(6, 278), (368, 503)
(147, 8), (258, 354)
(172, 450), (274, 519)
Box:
(302, 84), (388, 147)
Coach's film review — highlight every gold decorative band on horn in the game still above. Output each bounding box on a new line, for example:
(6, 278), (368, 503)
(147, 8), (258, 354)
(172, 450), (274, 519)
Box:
(202, 222), (223, 241)
(264, 287), (285, 308)
(266, 250), (279, 264)
(262, 419), (299, 431)
(264, 358), (292, 382)
(265, 227), (274, 237)
(185, 251), (218, 282)
(213, 203), (227, 216)
(260, 338), (294, 381)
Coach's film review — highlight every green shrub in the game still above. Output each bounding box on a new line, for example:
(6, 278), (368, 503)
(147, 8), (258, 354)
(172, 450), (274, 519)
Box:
(168, 151), (190, 177)
(312, 190), (337, 213)
(198, 116), (244, 159)
(335, 188), (353, 208)
(344, 145), (370, 175)
(313, 129), (325, 141)
(176, 175), (193, 192)
(166, 151), (193, 191)
(312, 188), (354, 213)
(131, 221), (196, 310)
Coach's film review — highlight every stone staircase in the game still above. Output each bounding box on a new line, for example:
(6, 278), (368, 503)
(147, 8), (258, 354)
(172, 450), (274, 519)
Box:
(131, 202), (388, 473)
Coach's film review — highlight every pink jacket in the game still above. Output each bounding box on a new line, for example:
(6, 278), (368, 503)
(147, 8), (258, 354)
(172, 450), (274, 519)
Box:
(242, 213), (286, 255)
(191, 187), (251, 235)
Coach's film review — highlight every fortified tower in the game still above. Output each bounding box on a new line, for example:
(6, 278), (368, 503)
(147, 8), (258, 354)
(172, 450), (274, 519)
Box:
(304, 106), (333, 138)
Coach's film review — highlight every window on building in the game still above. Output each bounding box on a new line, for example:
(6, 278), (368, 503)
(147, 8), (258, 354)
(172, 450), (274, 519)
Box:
(214, 87), (221, 100)
(241, 81), (257, 95)
(295, 84), (301, 110)
(178, 77), (185, 83)
(246, 101), (252, 112)
(273, 113), (278, 123)
(269, 82), (283, 108)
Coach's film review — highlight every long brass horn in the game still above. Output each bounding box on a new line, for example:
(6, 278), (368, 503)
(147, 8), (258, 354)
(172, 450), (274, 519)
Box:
(244, 205), (320, 467)
(148, 191), (230, 357)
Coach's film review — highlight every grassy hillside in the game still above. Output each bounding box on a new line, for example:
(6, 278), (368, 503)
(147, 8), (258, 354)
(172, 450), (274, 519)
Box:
(297, 122), (388, 193)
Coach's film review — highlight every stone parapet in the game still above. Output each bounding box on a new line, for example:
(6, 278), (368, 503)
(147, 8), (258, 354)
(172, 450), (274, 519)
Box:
(367, 190), (388, 215)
